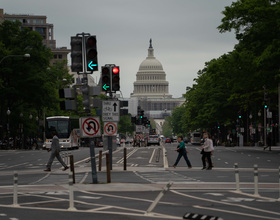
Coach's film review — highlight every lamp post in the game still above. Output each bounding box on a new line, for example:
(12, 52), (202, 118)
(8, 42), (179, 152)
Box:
(258, 110), (262, 146)
(29, 114), (33, 149)
(249, 114), (253, 145)
(7, 109), (11, 149)
(0, 54), (30, 65)
(20, 113), (23, 149)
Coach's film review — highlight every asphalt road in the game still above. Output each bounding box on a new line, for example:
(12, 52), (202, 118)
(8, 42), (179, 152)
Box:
(0, 143), (279, 220)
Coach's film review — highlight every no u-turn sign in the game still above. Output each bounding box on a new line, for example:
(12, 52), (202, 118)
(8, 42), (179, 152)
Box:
(104, 122), (118, 136)
(79, 116), (101, 138)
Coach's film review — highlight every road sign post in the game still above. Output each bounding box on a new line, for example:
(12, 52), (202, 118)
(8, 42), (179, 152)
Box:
(79, 116), (100, 184)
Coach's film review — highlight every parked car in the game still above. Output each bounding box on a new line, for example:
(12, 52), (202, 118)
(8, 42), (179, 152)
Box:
(147, 135), (160, 146)
(165, 138), (172, 143)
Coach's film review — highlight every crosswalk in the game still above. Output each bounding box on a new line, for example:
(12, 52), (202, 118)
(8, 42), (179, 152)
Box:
(134, 170), (200, 183)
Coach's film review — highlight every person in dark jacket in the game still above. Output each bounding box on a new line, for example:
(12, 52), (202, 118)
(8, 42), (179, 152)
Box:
(44, 131), (69, 172)
(173, 136), (192, 168)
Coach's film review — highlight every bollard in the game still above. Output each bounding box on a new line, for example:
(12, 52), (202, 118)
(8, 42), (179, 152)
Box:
(254, 164), (259, 196)
(69, 155), (75, 184)
(68, 172), (76, 211)
(13, 171), (20, 207)
(106, 153), (111, 183)
(278, 166), (280, 201)
(124, 147), (127, 171)
(234, 163), (241, 192)
(98, 150), (102, 171)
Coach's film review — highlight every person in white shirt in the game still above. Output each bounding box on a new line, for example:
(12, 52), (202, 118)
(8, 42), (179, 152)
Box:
(201, 132), (214, 170)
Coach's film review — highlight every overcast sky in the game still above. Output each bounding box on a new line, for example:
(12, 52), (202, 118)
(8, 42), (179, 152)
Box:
(2, 0), (237, 98)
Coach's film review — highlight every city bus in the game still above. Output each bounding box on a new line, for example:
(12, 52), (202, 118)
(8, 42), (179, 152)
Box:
(190, 132), (202, 145)
(43, 116), (80, 150)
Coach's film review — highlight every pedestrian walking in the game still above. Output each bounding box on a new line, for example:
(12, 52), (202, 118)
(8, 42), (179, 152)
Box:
(173, 136), (192, 168)
(201, 132), (214, 170)
(44, 131), (69, 172)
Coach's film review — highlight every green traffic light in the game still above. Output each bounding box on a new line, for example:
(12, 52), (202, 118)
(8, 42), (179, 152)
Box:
(239, 115), (241, 119)
(265, 105), (268, 108)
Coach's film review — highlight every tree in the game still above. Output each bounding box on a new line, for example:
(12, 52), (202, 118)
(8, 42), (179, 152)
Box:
(118, 115), (134, 136)
(0, 20), (72, 139)
(179, 0), (280, 142)
(162, 116), (173, 137)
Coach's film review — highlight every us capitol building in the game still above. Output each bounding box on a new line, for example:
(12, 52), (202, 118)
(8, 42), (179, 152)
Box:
(127, 39), (184, 119)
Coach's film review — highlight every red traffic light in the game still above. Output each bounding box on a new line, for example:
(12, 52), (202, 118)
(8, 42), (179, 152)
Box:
(112, 67), (119, 74)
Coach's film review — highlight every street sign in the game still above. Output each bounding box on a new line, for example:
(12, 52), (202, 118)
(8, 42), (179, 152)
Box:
(79, 116), (101, 138)
(104, 122), (118, 136)
(102, 100), (120, 122)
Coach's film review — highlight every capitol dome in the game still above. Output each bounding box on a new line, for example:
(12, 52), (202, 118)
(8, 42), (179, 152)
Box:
(131, 39), (172, 99)
(139, 55), (163, 71)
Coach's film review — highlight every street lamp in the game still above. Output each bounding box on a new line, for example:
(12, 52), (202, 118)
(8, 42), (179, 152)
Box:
(29, 114), (33, 149)
(7, 109), (11, 149)
(20, 113), (23, 149)
(0, 54), (30, 65)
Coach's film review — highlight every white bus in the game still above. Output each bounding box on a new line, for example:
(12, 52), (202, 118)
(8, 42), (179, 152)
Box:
(190, 132), (202, 145)
(43, 116), (80, 150)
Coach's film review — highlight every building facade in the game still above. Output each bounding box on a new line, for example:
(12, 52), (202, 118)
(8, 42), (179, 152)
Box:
(0, 8), (70, 66)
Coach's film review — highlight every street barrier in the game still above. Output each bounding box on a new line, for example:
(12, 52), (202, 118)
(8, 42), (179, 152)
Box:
(234, 163), (240, 192)
(68, 171), (76, 211)
(253, 164), (259, 196)
(106, 153), (111, 183)
(278, 166), (280, 201)
(124, 147), (127, 171)
(13, 171), (19, 207)
(98, 150), (102, 171)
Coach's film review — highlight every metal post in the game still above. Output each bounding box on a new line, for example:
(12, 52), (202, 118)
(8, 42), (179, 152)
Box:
(254, 164), (259, 196)
(234, 163), (241, 192)
(98, 150), (102, 171)
(68, 172), (76, 211)
(106, 153), (111, 183)
(108, 136), (113, 170)
(69, 155), (75, 184)
(145, 181), (173, 215)
(13, 171), (19, 207)
(124, 147), (127, 171)
(89, 138), (98, 184)
(278, 166), (280, 201)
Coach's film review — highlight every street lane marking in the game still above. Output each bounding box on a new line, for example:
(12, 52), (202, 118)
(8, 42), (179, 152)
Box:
(194, 205), (279, 220)
(171, 190), (280, 218)
(149, 149), (156, 164)
(0, 162), (29, 171)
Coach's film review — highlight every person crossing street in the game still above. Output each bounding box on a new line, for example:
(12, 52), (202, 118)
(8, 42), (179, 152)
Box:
(44, 131), (69, 172)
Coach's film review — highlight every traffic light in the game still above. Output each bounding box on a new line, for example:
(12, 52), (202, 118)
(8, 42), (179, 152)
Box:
(131, 116), (136, 124)
(58, 88), (77, 111)
(101, 66), (111, 92)
(70, 36), (83, 72)
(85, 36), (98, 72)
(81, 84), (91, 113)
(265, 104), (268, 109)
(111, 66), (120, 92)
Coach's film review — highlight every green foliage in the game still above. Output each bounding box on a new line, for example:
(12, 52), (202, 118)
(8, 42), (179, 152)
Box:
(171, 0), (280, 137)
(0, 20), (73, 138)
(162, 116), (173, 137)
(118, 114), (134, 135)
